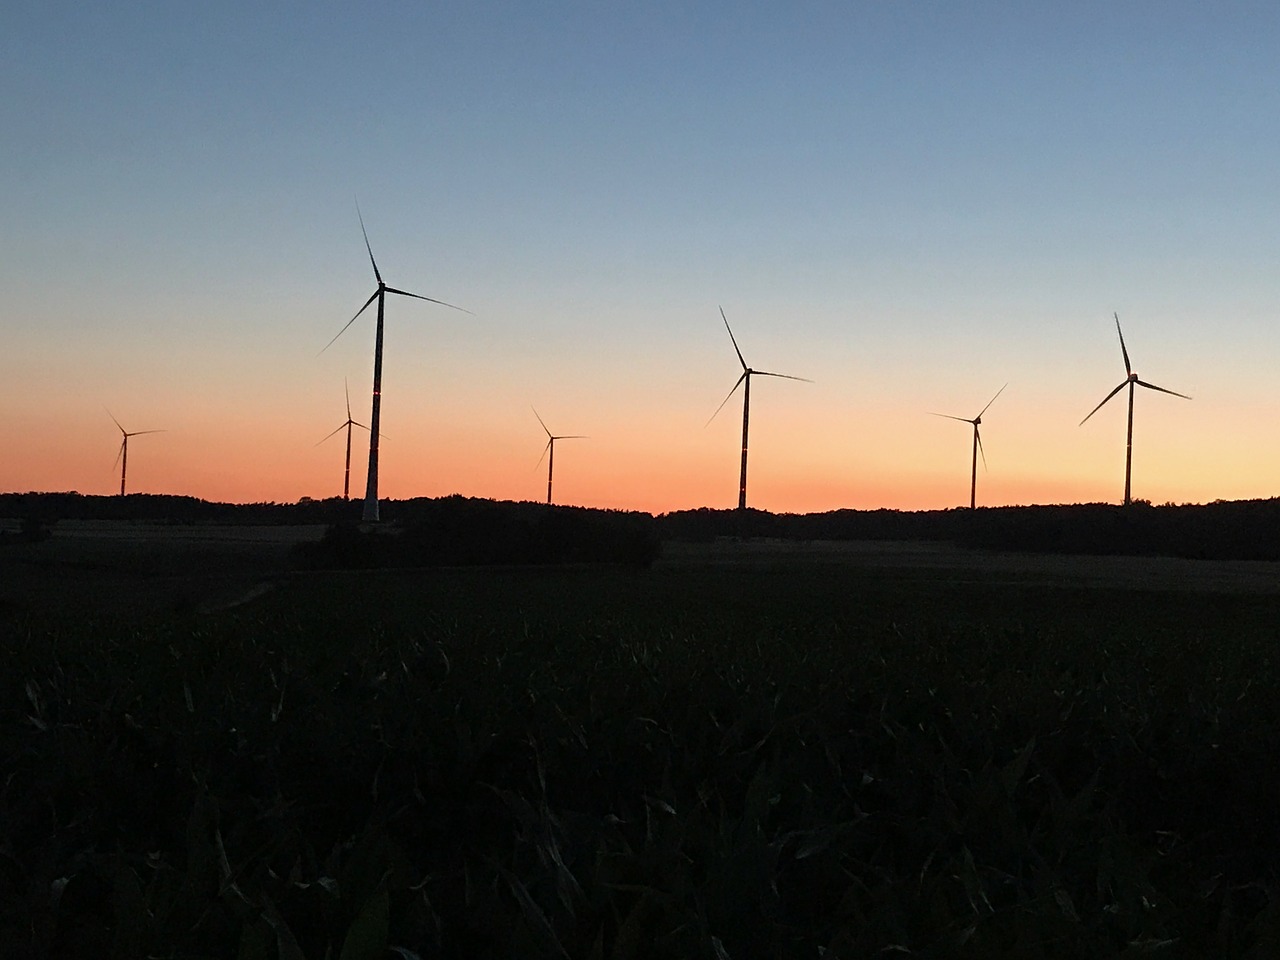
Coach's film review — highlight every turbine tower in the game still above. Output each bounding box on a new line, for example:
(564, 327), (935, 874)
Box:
(322, 209), (469, 522)
(1080, 313), (1191, 506)
(533, 408), (585, 505)
(108, 412), (162, 496)
(930, 384), (1006, 509)
(708, 307), (810, 510)
(317, 379), (369, 501)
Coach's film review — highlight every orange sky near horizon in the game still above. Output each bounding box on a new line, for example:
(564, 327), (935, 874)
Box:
(8, 6), (1280, 515)
(4, 363), (1277, 514)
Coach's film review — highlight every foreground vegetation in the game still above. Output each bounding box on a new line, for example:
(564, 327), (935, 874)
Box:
(5, 553), (1280, 958)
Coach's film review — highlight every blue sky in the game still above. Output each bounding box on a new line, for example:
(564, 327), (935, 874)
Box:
(3, 2), (1279, 509)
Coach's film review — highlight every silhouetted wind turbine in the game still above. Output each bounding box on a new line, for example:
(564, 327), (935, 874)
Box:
(317, 379), (369, 501)
(708, 307), (811, 510)
(1080, 313), (1191, 506)
(931, 384), (1007, 509)
(321, 208), (470, 522)
(108, 411), (162, 496)
(533, 408), (585, 505)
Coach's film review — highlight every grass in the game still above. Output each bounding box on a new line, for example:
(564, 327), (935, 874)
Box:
(4, 552), (1280, 957)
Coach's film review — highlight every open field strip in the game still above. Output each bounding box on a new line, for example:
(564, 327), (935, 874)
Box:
(4, 533), (1280, 956)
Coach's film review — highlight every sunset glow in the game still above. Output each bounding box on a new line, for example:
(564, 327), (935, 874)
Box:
(5, 4), (1280, 514)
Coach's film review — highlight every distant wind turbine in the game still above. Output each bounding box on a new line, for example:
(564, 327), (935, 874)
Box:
(1080, 314), (1191, 506)
(533, 408), (585, 505)
(930, 384), (1006, 509)
(316, 379), (370, 501)
(708, 307), (811, 510)
(108, 411), (163, 496)
(321, 207), (470, 522)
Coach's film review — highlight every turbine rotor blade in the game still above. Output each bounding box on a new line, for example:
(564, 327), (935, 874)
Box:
(105, 408), (125, 434)
(316, 423), (347, 446)
(113, 440), (124, 472)
(753, 370), (813, 383)
(384, 287), (473, 314)
(929, 412), (974, 424)
(976, 382), (1007, 420)
(535, 439), (551, 471)
(976, 426), (987, 471)
(356, 202), (382, 284)
(1114, 313), (1132, 376)
(1080, 380), (1129, 425)
(1135, 379), (1192, 400)
(720, 306), (747, 370)
(706, 372), (747, 426)
(125, 430), (164, 437)
(319, 291), (379, 355)
(344, 377), (352, 420)
(532, 406), (552, 438)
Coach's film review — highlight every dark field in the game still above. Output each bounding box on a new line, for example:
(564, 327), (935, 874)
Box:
(4, 524), (1280, 957)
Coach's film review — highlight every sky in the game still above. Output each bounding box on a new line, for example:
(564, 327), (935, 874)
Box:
(4, 2), (1280, 513)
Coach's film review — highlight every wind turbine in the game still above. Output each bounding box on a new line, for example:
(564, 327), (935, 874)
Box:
(1080, 313), (1191, 506)
(108, 411), (162, 496)
(316, 379), (370, 501)
(930, 384), (1007, 510)
(321, 208), (470, 522)
(708, 307), (811, 510)
(533, 408), (585, 505)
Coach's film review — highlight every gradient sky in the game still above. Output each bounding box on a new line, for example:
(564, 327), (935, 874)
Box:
(4, 2), (1279, 513)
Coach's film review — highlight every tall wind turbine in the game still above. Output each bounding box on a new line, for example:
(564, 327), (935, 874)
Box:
(108, 412), (162, 496)
(708, 307), (811, 510)
(533, 408), (585, 505)
(1080, 313), (1191, 506)
(931, 384), (1007, 509)
(317, 379), (370, 501)
(321, 209), (470, 522)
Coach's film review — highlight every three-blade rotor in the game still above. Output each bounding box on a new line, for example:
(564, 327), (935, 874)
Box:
(707, 307), (812, 425)
(319, 210), (474, 356)
(929, 383), (1007, 428)
(317, 380), (371, 445)
(106, 409), (163, 474)
(107, 409), (163, 441)
(929, 383), (1006, 470)
(532, 407), (586, 468)
(1080, 314), (1190, 425)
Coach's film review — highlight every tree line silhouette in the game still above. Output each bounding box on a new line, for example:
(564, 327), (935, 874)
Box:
(657, 500), (1280, 561)
(294, 497), (660, 568)
(5, 492), (1280, 563)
